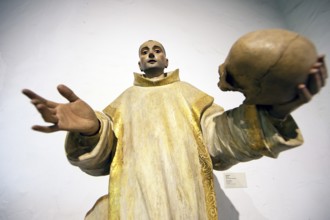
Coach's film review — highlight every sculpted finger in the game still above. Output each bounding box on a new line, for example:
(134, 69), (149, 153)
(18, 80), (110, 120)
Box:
(297, 84), (312, 104)
(307, 69), (322, 95)
(36, 104), (58, 123)
(316, 55), (328, 81)
(319, 56), (328, 85)
(31, 99), (57, 112)
(22, 89), (57, 108)
(32, 124), (60, 133)
(57, 84), (80, 102)
(22, 89), (47, 101)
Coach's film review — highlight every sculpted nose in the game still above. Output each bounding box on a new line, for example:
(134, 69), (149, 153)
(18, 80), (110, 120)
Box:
(148, 53), (155, 58)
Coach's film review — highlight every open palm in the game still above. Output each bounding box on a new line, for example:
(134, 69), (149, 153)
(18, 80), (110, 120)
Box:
(22, 84), (99, 135)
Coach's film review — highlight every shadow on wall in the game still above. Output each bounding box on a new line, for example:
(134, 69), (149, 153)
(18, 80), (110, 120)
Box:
(213, 174), (239, 220)
(214, 173), (269, 220)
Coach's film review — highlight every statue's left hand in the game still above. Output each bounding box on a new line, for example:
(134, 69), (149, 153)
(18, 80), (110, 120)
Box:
(267, 55), (328, 119)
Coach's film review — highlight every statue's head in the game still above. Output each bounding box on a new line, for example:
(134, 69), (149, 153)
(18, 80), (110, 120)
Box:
(138, 40), (168, 73)
(218, 29), (318, 105)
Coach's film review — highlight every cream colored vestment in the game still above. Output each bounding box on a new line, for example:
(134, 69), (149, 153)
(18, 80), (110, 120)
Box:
(65, 70), (303, 220)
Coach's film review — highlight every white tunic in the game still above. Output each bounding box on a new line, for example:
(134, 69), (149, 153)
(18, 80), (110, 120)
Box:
(65, 69), (303, 220)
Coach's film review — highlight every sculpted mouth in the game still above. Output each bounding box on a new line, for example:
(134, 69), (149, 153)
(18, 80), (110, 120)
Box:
(148, 60), (156, 64)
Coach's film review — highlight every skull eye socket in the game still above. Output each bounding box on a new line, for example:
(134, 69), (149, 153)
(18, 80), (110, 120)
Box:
(225, 68), (240, 89)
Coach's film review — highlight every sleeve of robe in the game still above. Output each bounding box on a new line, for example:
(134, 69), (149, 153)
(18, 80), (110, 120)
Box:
(201, 103), (304, 171)
(65, 111), (115, 176)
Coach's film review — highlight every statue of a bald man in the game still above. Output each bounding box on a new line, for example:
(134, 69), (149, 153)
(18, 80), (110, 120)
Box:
(23, 40), (327, 220)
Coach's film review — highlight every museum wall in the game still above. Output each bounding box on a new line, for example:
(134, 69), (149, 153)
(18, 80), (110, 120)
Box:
(0, 0), (329, 219)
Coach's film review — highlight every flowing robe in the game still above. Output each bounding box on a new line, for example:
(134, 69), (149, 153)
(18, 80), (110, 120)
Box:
(65, 69), (303, 220)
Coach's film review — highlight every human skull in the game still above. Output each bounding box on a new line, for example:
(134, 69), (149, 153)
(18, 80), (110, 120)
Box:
(218, 29), (318, 105)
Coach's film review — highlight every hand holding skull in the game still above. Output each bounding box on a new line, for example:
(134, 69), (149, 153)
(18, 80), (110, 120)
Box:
(218, 29), (328, 119)
(267, 55), (327, 119)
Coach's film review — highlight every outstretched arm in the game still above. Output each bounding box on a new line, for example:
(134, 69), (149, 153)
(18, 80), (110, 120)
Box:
(267, 55), (328, 119)
(22, 84), (99, 135)
(23, 84), (114, 175)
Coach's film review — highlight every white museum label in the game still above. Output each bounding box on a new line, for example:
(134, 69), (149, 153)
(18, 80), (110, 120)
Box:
(223, 172), (247, 188)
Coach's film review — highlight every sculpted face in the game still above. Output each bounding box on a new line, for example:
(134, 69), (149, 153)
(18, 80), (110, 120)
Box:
(138, 40), (168, 74)
(218, 29), (318, 105)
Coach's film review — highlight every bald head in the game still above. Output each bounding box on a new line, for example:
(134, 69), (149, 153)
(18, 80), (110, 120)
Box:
(139, 40), (166, 56)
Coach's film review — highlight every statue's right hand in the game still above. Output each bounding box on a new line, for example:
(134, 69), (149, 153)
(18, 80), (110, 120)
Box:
(22, 84), (99, 135)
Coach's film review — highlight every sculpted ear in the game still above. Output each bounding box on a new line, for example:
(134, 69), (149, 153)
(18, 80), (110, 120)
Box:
(165, 59), (169, 68)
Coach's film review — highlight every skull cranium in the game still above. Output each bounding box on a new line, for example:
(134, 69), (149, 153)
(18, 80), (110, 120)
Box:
(218, 29), (318, 105)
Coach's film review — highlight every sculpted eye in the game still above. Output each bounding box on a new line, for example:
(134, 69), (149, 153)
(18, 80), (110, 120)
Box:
(155, 49), (161, 53)
(141, 48), (149, 55)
